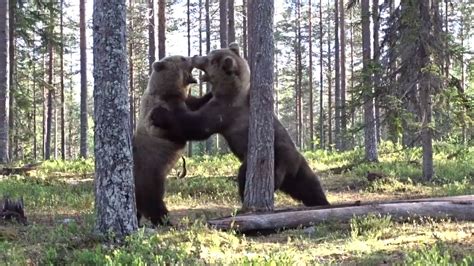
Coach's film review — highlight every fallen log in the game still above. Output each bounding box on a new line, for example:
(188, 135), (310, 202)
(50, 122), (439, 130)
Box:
(0, 162), (42, 176)
(208, 195), (474, 233)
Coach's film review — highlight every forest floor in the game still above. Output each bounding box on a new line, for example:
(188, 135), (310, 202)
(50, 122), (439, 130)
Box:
(1, 142), (473, 265)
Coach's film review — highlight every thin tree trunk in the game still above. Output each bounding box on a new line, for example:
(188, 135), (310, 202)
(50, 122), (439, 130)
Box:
(93, 0), (138, 237)
(205, 0), (212, 153)
(42, 55), (46, 159)
(219, 0), (228, 48)
(327, 0), (332, 149)
(339, 0), (347, 150)
(244, 0), (275, 212)
(80, 0), (88, 158)
(319, 0), (324, 150)
(45, 21), (54, 160)
(334, 0), (341, 150)
(60, 0), (65, 160)
(33, 47), (37, 160)
(228, 0), (235, 43)
(350, 7), (355, 147)
(129, 0), (135, 132)
(373, 0), (381, 143)
(0, 0), (9, 163)
(158, 0), (166, 59)
(148, 0), (155, 73)
(242, 0), (247, 59)
(187, 0), (192, 157)
(308, 0), (314, 150)
(362, 0), (378, 162)
(460, 15), (466, 143)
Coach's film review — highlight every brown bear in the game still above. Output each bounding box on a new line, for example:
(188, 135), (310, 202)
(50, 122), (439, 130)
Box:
(150, 44), (330, 207)
(133, 55), (212, 226)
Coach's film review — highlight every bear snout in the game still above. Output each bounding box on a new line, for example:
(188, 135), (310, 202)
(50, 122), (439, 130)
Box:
(192, 55), (208, 70)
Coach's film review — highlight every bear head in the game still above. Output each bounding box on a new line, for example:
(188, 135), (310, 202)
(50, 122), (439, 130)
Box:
(148, 55), (197, 99)
(192, 43), (250, 100)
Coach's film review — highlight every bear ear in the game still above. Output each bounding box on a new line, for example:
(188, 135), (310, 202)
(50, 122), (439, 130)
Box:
(222, 57), (236, 75)
(229, 42), (240, 56)
(153, 61), (166, 72)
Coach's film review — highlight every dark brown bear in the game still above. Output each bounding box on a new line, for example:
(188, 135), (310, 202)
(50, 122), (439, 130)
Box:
(150, 44), (329, 207)
(133, 55), (211, 226)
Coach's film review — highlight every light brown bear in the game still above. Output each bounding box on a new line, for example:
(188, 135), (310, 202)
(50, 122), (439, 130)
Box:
(150, 44), (330, 208)
(133, 55), (212, 226)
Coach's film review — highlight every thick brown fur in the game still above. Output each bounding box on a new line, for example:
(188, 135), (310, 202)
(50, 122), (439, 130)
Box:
(150, 44), (329, 207)
(133, 55), (212, 226)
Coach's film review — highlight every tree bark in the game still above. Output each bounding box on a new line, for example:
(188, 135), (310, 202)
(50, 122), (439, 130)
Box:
(327, 0), (332, 149)
(187, 0), (193, 157)
(219, 0), (228, 48)
(308, 0), (314, 150)
(80, 0), (88, 158)
(0, 0), (9, 163)
(158, 0), (166, 59)
(373, 0), (381, 143)
(228, 0), (235, 43)
(244, 0), (275, 212)
(129, 0), (135, 132)
(361, 0), (378, 162)
(93, 0), (138, 237)
(45, 14), (54, 160)
(319, 0), (324, 150)
(339, 0), (347, 150)
(7, 0), (13, 161)
(242, 0), (247, 59)
(334, 0), (341, 150)
(60, 0), (65, 160)
(148, 0), (155, 73)
(205, 0), (213, 153)
(209, 196), (474, 233)
(362, 0), (378, 162)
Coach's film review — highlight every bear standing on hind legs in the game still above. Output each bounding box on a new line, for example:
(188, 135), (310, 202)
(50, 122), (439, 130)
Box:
(150, 44), (330, 207)
(133, 56), (212, 226)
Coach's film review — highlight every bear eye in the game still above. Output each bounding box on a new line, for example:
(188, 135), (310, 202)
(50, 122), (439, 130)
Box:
(211, 58), (218, 65)
(181, 57), (186, 62)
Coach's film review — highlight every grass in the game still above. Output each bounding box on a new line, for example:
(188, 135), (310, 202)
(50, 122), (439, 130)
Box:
(0, 141), (473, 264)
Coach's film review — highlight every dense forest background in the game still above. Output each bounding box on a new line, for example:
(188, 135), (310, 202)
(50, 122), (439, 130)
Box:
(0, 0), (473, 168)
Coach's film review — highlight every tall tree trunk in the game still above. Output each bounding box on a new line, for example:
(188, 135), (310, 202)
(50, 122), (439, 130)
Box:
(42, 55), (46, 158)
(460, 14), (466, 143)
(339, 0), (347, 150)
(296, 0), (303, 149)
(372, 0), (381, 143)
(45, 18), (54, 160)
(158, 0), (166, 59)
(205, 0), (212, 153)
(60, 0), (65, 160)
(334, 0), (341, 150)
(219, 0), (228, 48)
(362, 0), (378, 162)
(327, 0), (332, 149)
(80, 0), (88, 158)
(244, 0), (274, 212)
(7, 0), (13, 161)
(228, 0), (235, 43)
(308, 0), (314, 150)
(187, 0), (193, 157)
(349, 7), (355, 148)
(242, 0), (247, 59)
(148, 0), (155, 73)
(33, 47), (37, 160)
(319, 0), (324, 149)
(93, 0), (138, 237)
(129, 0), (135, 132)
(0, 0), (9, 163)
